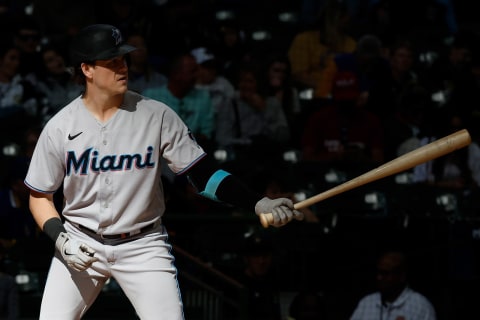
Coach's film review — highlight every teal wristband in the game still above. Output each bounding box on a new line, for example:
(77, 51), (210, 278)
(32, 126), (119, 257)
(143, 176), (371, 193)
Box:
(199, 169), (231, 202)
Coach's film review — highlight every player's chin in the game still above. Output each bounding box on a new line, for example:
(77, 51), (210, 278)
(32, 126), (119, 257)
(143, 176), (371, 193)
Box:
(116, 81), (128, 93)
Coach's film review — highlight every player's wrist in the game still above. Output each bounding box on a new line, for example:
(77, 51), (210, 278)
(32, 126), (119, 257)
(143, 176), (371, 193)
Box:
(43, 217), (67, 242)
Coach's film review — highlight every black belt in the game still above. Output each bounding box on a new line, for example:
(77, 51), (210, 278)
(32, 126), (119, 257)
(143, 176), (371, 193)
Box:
(78, 222), (157, 240)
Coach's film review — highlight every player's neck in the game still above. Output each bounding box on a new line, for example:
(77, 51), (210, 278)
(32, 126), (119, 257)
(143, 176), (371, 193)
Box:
(82, 93), (122, 123)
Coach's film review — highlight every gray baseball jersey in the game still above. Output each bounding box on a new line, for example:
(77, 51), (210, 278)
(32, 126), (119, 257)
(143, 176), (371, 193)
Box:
(25, 90), (206, 234)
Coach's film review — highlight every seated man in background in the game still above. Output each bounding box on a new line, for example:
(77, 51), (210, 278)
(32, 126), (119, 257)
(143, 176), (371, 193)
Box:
(350, 250), (437, 320)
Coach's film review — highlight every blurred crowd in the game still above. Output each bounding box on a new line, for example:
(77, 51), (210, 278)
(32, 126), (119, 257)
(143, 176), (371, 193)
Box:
(2, 0), (480, 256)
(1, 0), (480, 318)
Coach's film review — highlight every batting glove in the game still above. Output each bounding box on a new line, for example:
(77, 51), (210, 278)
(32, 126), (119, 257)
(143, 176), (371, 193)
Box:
(55, 232), (99, 272)
(255, 197), (304, 227)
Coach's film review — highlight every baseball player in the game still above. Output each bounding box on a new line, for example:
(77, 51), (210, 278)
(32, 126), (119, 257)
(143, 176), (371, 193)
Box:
(24, 24), (304, 320)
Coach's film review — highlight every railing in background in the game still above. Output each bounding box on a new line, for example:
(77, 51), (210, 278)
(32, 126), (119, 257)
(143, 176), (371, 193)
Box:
(173, 245), (249, 320)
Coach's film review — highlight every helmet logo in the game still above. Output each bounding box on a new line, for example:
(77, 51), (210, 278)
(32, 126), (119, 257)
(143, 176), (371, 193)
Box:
(112, 28), (122, 45)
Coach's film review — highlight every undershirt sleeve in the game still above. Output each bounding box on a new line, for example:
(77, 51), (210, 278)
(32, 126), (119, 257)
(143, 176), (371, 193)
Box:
(185, 158), (262, 212)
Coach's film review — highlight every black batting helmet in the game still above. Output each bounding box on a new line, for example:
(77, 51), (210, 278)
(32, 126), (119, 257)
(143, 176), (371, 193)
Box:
(69, 24), (136, 66)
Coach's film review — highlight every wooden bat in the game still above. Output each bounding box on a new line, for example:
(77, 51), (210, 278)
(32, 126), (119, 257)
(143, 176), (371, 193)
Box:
(259, 129), (472, 228)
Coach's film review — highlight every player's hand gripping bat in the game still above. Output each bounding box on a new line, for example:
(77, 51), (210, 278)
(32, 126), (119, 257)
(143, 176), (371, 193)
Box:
(259, 129), (472, 228)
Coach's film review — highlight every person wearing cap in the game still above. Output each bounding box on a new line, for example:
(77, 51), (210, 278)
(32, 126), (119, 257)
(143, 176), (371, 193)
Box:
(23, 24), (304, 319)
(191, 46), (235, 116)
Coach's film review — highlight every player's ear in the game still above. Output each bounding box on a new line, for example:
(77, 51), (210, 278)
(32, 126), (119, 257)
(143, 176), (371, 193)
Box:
(80, 62), (94, 79)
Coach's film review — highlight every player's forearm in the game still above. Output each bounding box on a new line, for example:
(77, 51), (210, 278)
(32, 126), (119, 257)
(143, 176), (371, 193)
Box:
(186, 159), (261, 212)
(214, 173), (261, 211)
(29, 191), (63, 235)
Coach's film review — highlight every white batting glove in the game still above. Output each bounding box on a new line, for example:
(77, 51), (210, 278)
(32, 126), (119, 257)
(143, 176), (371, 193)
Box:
(55, 232), (99, 272)
(255, 197), (304, 227)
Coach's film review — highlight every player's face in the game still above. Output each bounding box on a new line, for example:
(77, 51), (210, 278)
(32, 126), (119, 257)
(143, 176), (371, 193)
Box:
(92, 56), (129, 94)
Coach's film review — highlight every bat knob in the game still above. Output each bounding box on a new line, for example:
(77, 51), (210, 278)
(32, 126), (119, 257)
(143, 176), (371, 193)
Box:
(259, 213), (273, 228)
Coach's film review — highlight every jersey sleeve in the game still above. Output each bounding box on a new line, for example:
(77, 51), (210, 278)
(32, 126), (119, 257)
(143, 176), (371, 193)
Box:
(24, 123), (66, 193)
(160, 107), (206, 174)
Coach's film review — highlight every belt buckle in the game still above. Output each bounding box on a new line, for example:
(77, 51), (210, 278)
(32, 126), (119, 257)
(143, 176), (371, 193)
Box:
(100, 233), (125, 239)
(130, 229), (141, 236)
(98, 222), (156, 240)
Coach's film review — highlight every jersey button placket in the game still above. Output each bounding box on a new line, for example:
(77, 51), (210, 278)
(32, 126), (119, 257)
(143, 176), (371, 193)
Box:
(99, 127), (113, 227)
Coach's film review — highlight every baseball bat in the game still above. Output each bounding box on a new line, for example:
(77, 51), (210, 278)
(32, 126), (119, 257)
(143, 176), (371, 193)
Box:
(259, 129), (472, 228)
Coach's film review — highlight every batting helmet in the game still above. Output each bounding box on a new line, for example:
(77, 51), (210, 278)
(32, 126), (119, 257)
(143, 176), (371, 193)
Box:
(69, 24), (136, 66)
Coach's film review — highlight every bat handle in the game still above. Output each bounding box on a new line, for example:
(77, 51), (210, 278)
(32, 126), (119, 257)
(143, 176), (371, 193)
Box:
(259, 203), (302, 228)
(259, 213), (273, 228)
